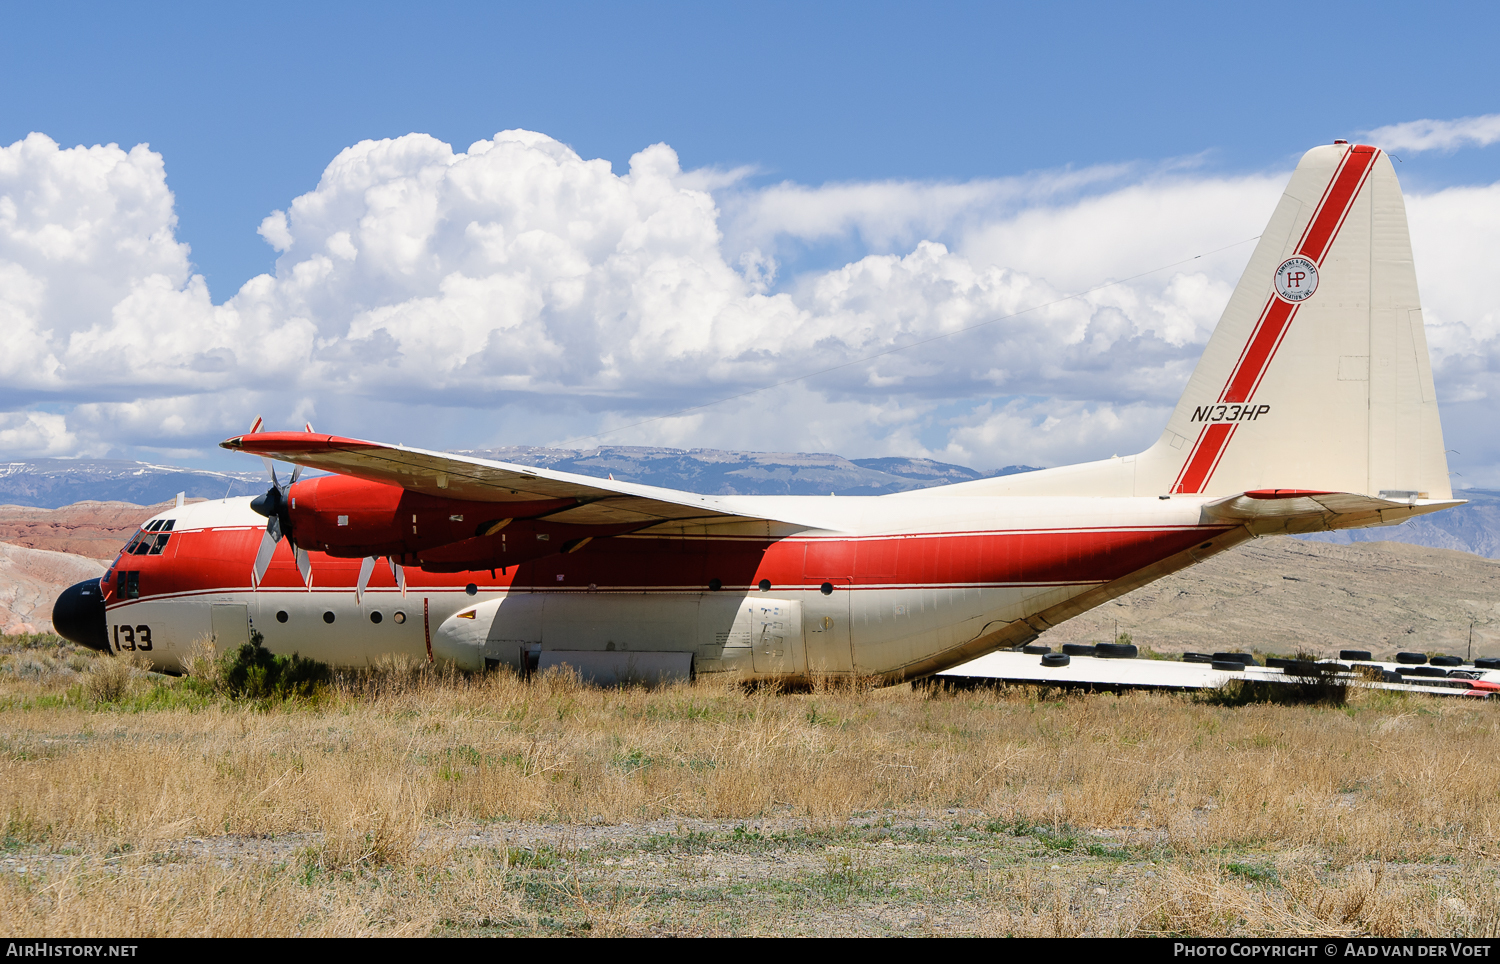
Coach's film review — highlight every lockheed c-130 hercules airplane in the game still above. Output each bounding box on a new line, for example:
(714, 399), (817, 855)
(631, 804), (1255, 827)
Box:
(54, 141), (1461, 684)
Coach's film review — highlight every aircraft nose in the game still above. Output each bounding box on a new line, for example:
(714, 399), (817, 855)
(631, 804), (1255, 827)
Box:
(53, 579), (110, 653)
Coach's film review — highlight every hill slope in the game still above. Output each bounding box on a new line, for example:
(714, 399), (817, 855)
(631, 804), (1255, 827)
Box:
(1038, 537), (1500, 661)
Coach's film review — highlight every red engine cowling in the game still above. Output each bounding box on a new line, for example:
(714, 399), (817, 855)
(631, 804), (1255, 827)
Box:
(286, 475), (577, 560)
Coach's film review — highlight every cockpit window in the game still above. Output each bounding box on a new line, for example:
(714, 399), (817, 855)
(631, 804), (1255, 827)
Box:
(122, 519), (176, 556)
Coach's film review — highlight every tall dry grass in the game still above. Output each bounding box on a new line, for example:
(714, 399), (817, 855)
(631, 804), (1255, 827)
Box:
(2, 666), (1497, 860)
(2, 638), (1498, 935)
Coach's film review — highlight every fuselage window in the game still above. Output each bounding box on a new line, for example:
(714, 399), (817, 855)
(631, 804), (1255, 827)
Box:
(125, 571), (140, 599)
(147, 532), (171, 555)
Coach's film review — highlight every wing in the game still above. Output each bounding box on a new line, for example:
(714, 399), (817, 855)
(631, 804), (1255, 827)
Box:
(221, 431), (789, 532)
(1199, 488), (1465, 534)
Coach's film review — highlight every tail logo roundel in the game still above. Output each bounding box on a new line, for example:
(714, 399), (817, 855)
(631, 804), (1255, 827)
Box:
(1274, 256), (1318, 302)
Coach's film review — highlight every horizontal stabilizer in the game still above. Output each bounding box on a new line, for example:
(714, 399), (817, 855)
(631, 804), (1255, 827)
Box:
(1200, 489), (1464, 535)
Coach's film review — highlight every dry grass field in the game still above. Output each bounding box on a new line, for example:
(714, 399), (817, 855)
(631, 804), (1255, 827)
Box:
(1, 633), (1498, 937)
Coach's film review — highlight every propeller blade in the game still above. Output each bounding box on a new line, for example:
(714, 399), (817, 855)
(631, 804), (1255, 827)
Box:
(289, 464), (303, 485)
(387, 557), (406, 597)
(251, 529), (278, 587)
(268, 462), (280, 489)
(266, 513), (283, 543)
(356, 556), (376, 603)
(295, 546), (312, 588)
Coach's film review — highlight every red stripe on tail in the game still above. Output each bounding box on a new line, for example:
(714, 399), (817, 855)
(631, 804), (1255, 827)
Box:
(1171, 145), (1380, 494)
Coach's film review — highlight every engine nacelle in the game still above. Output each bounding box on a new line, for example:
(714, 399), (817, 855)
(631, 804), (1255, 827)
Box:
(285, 475), (576, 560)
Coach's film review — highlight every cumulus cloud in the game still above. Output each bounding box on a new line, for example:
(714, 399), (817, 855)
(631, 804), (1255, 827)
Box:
(0, 128), (1498, 482)
(0, 412), (78, 458)
(1363, 114), (1500, 154)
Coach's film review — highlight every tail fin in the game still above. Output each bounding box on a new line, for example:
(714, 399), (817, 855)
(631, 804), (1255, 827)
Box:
(1140, 142), (1450, 500)
(937, 142), (1452, 503)
(936, 145), (1452, 506)
(1128, 146), (1446, 500)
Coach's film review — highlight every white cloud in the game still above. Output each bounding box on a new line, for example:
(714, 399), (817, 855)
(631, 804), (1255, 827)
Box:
(1363, 114), (1500, 154)
(0, 412), (79, 457)
(0, 128), (1496, 482)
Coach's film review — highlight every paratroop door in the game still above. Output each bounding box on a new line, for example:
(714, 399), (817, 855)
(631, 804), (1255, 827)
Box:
(749, 598), (804, 675)
(210, 603), (250, 650)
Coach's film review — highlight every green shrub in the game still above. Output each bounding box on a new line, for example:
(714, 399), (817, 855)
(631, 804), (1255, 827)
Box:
(219, 631), (329, 701)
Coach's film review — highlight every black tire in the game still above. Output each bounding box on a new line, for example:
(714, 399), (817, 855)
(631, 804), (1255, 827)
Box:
(1265, 657), (1293, 669)
(1022, 644), (1051, 655)
(1182, 653), (1214, 664)
(1062, 643), (1096, 657)
(1095, 643), (1138, 659)
(1398, 666), (1447, 678)
(1395, 652), (1427, 665)
(1213, 652), (1258, 666)
(1430, 655), (1462, 667)
(1041, 653), (1070, 668)
(1475, 658), (1500, 670)
(1210, 660), (1246, 671)
(1340, 649), (1373, 662)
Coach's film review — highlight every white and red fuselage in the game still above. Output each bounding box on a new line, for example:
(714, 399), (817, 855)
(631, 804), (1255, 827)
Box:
(97, 487), (1246, 680)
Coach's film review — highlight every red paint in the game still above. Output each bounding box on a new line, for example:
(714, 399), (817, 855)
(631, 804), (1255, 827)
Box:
(1222, 297), (1297, 404)
(111, 521), (1234, 607)
(224, 432), (383, 457)
(1174, 422), (1235, 495)
(288, 474), (582, 559)
(1294, 146), (1379, 264)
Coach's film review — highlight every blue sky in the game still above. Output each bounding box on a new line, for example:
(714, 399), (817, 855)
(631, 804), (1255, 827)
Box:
(2, 2), (1499, 481)
(10, 2), (1499, 289)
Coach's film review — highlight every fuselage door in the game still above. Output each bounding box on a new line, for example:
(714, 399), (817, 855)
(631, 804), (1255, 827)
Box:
(749, 598), (804, 675)
(210, 603), (251, 650)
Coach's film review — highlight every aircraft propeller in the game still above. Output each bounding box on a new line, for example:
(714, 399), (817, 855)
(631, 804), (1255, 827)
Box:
(249, 458), (311, 588)
(244, 417), (405, 598)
